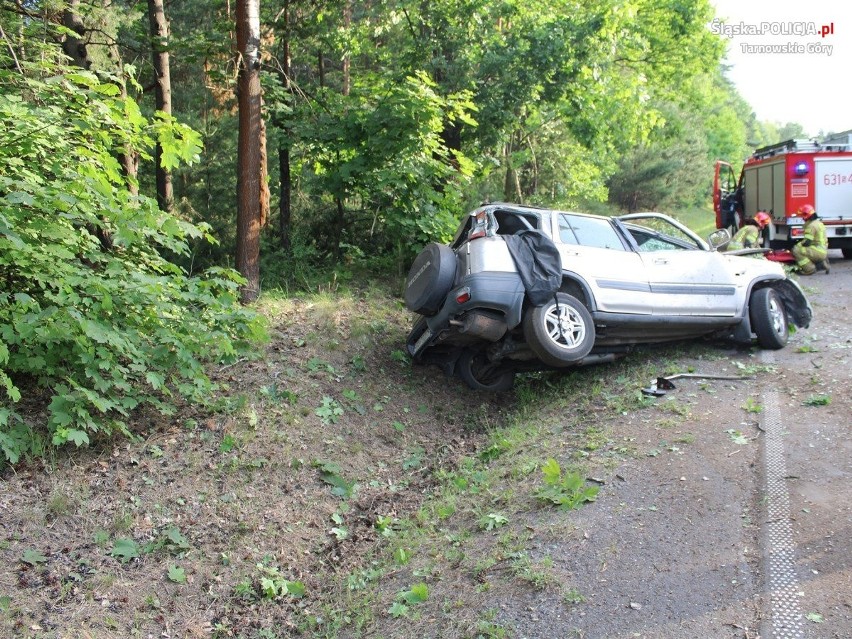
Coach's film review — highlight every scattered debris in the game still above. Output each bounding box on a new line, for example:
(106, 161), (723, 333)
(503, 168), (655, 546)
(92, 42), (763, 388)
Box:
(641, 373), (753, 396)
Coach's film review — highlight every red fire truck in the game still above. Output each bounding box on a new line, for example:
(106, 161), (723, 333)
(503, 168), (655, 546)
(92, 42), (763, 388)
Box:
(714, 131), (852, 260)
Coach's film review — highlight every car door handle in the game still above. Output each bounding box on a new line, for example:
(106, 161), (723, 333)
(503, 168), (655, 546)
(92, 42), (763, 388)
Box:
(652, 258), (669, 265)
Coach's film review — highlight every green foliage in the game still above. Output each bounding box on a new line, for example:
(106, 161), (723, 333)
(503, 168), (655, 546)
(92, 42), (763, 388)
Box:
(145, 527), (191, 555)
(312, 459), (357, 499)
(478, 512), (508, 531)
(742, 397), (763, 414)
(109, 538), (141, 563)
(256, 564), (306, 600)
(534, 458), (599, 510)
(0, 58), (263, 464)
(725, 429), (749, 445)
(167, 565), (187, 584)
(388, 582), (430, 618)
(20, 549), (47, 566)
(274, 70), (477, 262)
(315, 396), (344, 425)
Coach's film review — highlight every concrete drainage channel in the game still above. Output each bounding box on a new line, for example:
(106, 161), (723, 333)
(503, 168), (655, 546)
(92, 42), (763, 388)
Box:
(760, 351), (805, 639)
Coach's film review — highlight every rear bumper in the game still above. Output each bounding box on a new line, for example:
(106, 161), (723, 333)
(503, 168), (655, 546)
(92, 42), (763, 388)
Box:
(407, 271), (525, 358)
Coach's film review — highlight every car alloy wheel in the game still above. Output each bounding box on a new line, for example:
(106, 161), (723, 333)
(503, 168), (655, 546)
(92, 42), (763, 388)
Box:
(523, 292), (595, 367)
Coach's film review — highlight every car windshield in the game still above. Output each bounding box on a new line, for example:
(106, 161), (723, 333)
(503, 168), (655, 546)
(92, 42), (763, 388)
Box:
(558, 213), (626, 250)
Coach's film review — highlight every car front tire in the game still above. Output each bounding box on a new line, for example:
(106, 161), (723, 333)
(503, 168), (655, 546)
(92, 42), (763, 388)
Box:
(456, 349), (515, 392)
(750, 287), (788, 349)
(523, 293), (595, 367)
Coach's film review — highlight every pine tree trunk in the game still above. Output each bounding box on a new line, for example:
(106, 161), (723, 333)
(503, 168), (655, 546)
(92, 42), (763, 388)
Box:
(277, 1), (292, 252)
(235, 0), (265, 303)
(148, 0), (174, 212)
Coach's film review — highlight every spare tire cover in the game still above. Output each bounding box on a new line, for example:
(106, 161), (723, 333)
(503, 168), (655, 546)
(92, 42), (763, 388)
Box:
(404, 243), (457, 315)
(503, 230), (562, 306)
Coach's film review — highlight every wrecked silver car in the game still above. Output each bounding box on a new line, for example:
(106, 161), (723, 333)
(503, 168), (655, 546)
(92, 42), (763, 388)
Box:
(404, 203), (812, 391)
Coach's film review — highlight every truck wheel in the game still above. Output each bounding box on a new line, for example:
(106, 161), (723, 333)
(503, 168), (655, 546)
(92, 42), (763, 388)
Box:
(523, 293), (595, 367)
(404, 243), (456, 316)
(456, 349), (515, 392)
(750, 287), (788, 349)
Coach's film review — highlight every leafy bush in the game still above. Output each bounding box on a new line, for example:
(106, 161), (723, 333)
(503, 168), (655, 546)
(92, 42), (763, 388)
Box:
(0, 58), (264, 464)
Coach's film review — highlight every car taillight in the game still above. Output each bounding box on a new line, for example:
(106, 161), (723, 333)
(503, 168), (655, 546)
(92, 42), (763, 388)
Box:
(791, 227), (804, 237)
(456, 288), (471, 304)
(468, 210), (488, 240)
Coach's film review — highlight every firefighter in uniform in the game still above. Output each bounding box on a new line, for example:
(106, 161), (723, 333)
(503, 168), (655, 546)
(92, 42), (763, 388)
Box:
(792, 204), (830, 275)
(726, 211), (771, 251)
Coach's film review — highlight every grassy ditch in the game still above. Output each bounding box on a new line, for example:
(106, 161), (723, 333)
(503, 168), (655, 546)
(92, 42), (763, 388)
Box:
(0, 285), (727, 639)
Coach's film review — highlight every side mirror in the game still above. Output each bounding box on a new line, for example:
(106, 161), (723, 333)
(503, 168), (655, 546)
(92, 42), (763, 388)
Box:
(707, 228), (731, 251)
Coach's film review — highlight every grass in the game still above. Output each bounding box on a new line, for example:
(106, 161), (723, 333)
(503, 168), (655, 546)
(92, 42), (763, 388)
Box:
(299, 344), (711, 635)
(674, 206), (718, 238)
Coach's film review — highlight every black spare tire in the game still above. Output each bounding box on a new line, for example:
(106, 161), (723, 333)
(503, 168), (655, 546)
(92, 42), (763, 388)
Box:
(404, 243), (456, 316)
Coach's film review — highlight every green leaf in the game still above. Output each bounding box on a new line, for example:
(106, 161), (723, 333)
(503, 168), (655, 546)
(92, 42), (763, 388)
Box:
(400, 583), (429, 604)
(3, 191), (34, 206)
(66, 429), (90, 447)
(145, 371), (165, 390)
(285, 580), (306, 598)
(260, 577), (277, 599)
(388, 602), (409, 618)
(725, 429), (749, 445)
(110, 538), (140, 563)
(20, 549), (47, 565)
(394, 548), (411, 565)
(167, 565), (187, 583)
(806, 612), (824, 623)
(164, 527), (190, 551)
(541, 458), (562, 485)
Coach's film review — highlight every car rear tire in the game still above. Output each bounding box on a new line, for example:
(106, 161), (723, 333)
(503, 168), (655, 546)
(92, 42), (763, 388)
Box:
(456, 349), (515, 392)
(750, 287), (788, 349)
(523, 293), (595, 367)
(842, 247), (852, 259)
(404, 243), (456, 316)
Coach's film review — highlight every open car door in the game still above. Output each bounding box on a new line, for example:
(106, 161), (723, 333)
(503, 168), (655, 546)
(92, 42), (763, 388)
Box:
(713, 161), (740, 232)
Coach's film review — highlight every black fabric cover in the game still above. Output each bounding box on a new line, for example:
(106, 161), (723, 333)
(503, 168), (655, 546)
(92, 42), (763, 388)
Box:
(503, 230), (562, 306)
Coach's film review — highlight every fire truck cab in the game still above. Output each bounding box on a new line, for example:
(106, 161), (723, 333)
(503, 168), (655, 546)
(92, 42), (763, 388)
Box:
(714, 131), (852, 260)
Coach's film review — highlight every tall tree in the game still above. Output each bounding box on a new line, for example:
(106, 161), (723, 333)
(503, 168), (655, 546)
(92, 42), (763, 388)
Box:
(61, 0), (90, 68)
(148, 0), (174, 212)
(235, 0), (268, 303)
(274, 0), (293, 252)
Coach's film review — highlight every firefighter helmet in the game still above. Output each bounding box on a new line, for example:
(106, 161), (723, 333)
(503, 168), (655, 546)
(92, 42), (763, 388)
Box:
(754, 211), (771, 228)
(798, 204), (816, 219)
